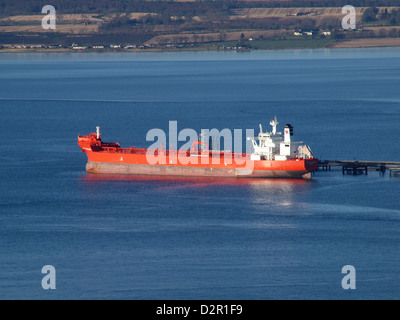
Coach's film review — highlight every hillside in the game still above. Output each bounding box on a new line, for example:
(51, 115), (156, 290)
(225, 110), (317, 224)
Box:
(1, 1), (400, 52)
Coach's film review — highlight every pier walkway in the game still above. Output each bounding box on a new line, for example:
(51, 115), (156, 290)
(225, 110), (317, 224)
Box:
(318, 160), (400, 176)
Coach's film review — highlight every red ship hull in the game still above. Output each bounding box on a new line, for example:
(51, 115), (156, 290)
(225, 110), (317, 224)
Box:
(78, 133), (318, 180)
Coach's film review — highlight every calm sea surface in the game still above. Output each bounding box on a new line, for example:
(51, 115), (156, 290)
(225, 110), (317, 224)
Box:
(0, 48), (399, 300)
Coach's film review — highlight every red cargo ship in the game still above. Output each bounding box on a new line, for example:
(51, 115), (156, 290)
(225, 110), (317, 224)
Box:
(78, 117), (318, 179)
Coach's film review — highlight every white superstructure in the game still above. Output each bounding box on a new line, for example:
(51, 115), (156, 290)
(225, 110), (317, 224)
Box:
(250, 116), (313, 161)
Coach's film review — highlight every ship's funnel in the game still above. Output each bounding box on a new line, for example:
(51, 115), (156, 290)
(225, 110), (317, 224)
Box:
(284, 124), (293, 143)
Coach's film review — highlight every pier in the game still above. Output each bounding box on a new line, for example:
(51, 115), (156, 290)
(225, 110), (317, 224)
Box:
(318, 160), (400, 177)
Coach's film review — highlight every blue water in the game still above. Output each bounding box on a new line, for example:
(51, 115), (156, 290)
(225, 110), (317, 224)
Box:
(0, 48), (399, 300)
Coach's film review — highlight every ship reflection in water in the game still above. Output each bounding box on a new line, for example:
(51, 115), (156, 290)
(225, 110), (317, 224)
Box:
(81, 173), (311, 187)
(80, 173), (312, 211)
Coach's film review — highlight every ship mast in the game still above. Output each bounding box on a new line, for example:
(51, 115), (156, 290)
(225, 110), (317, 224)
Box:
(270, 115), (278, 135)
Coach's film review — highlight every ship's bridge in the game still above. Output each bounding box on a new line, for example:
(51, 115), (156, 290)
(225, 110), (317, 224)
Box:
(250, 116), (313, 161)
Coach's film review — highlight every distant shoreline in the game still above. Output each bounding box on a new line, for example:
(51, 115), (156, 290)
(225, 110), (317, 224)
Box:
(2, 4), (400, 55)
(2, 38), (400, 53)
(326, 37), (400, 48)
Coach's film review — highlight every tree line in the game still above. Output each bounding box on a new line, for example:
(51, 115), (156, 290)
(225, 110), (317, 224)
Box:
(1, 0), (400, 16)
(101, 14), (329, 33)
(363, 7), (400, 25)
